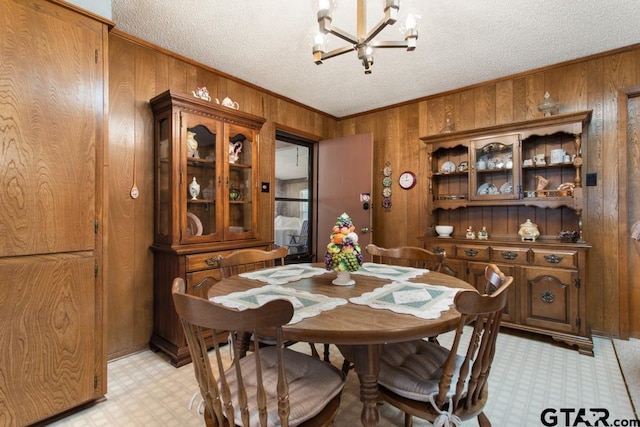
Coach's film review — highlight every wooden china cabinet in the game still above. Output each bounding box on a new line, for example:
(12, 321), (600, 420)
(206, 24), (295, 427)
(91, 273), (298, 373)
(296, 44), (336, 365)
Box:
(149, 90), (269, 366)
(419, 111), (594, 355)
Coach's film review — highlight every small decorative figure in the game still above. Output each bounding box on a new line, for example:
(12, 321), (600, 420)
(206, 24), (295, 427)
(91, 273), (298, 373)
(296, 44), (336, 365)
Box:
(536, 175), (549, 197)
(478, 226), (488, 240)
(229, 134), (245, 164)
(466, 226), (476, 240)
(192, 86), (211, 102)
(186, 131), (199, 158)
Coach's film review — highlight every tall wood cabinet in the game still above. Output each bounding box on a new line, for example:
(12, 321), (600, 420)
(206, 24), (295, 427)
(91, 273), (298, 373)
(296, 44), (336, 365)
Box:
(149, 90), (270, 366)
(0, 0), (111, 425)
(419, 111), (594, 355)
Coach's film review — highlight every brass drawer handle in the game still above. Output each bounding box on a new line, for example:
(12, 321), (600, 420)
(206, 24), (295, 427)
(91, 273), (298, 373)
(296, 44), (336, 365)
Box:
(543, 254), (563, 263)
(464, 249), (478, 257)
(541, 291), (555, 303)
(205, 257), (220, 267)
(434, 247), (445, 255)
(501, 251), (518, 260)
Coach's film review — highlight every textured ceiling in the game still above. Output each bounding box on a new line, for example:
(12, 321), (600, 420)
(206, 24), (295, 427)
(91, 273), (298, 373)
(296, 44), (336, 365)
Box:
(112, 0), (640, 118)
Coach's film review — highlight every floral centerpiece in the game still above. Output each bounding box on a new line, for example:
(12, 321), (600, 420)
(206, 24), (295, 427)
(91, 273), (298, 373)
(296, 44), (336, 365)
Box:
(324, 212), (363, 285)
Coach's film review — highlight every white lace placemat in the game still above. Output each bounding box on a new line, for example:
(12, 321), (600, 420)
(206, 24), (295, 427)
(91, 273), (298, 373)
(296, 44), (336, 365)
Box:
(211, 285), (347, 324)
(349, 281), (464, 319)
(238, 263), (328, 285)
(351, 263), (429, 281)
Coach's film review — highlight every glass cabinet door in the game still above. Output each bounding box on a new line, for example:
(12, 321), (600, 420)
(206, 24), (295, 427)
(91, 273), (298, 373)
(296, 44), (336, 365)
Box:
(155, 113), (172, 245)
(469, 134), (520, 201)
(182, 112), (222, 243)
(225, 123), (257, 240)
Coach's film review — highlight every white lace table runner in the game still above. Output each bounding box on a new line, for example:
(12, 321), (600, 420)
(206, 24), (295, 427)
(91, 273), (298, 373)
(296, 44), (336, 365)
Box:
(349, 281), (463, 319)
(351, 263), (429, 281)
(211, 285), (347, 324)
(238, 263), (328, 285)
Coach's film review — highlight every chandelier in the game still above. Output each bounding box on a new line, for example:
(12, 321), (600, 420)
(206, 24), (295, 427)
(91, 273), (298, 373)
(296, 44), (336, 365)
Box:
(312, 0), (419, 74)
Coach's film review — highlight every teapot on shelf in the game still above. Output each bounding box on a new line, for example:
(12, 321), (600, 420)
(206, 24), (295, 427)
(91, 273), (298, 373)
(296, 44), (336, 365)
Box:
(215, 96), (240, 109)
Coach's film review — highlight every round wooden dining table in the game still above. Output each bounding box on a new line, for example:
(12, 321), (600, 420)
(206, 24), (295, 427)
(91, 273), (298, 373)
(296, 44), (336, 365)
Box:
(208, 264), (475, 427)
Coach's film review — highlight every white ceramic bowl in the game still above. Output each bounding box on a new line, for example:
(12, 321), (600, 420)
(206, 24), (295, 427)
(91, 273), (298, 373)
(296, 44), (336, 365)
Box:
(435, 225), (453, 237)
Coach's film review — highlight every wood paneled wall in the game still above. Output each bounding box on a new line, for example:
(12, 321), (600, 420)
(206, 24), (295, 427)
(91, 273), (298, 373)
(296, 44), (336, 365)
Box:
(107, 31), (335, 358)
(107, 28), (640, 357)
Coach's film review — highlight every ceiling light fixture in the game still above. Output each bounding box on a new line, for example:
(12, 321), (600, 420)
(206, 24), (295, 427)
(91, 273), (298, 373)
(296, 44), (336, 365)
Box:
(312, 0), (419, 74)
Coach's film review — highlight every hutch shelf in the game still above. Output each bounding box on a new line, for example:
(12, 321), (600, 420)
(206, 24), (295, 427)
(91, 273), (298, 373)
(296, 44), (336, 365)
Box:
(419, 111), (594, 355)
(149, 90), (270, 366)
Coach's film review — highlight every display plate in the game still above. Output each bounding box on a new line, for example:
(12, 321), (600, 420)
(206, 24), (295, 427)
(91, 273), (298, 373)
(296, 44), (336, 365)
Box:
(186, 212), (203, 236)
(477, 183), (498, 195)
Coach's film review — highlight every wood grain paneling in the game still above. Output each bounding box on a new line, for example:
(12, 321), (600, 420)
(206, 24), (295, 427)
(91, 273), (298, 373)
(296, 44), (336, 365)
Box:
(106, 32), (336, 358)
(107, 31), (640, 356)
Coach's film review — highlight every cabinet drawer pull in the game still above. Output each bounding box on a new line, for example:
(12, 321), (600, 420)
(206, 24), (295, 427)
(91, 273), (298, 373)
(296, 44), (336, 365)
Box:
(501, 251), (518, 260)
(541, 291), (555, 303)
(205, 257), (220, 267)
(464, 249), (478, 257)
(434, 247), (445, 255)
(543, 254), (563, 263)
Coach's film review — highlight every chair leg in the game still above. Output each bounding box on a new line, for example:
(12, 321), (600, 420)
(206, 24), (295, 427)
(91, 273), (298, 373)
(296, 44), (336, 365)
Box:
(341, 358), (354, 375)
(404, 413), (413, 427)
(309, 343), (320, 359)
(477, 411), (491, 426)
(323, 343), (331, 362)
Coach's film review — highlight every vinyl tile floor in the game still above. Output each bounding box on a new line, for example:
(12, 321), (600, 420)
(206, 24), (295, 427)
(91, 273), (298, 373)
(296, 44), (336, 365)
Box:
(49, 330), (638, 426)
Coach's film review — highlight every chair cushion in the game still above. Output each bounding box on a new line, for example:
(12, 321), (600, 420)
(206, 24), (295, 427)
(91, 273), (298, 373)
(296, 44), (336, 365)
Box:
(378, 339), (464, 402)
(223, 347), (346, 426)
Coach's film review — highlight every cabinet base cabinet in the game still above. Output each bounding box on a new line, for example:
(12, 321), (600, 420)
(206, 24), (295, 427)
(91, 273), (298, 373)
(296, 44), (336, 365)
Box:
(421, 236), (593, 356)
(150, 242), (270, 367)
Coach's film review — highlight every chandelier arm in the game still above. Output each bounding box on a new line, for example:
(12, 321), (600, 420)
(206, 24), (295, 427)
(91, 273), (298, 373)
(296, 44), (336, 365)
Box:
(362, 17), (392, 45)
(370, 41), (410, 49)
(321, 45), (357, 61)
(323, 25), (358, 45)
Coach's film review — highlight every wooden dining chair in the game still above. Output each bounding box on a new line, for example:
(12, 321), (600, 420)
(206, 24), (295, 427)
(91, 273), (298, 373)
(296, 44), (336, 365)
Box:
(216, 247), (330, 361)
(171, 278), (346, 427)
(376, 264), (513, 427)
(366, 243), (447, 272)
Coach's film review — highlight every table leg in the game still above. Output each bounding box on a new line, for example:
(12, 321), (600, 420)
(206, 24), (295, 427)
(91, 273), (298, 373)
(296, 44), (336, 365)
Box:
(337, 343), (384, 427)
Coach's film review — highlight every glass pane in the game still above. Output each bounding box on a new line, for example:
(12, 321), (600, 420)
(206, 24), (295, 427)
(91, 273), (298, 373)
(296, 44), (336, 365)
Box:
(227, 125), (254, 236)
(157, 118), (170, 239)
(275, 141), (311, 255)
(186, 123), (217, 238)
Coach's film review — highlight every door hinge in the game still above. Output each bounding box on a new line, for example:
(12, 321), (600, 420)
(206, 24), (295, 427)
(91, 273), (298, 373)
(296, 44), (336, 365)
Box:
(94, 263), (99, 277)
(94, 374), (98, 388)
(574, 278), (581, 288)
(94, 220), (99, 234)
(95, 49), (98, 64)
(576, 318), (581, 329)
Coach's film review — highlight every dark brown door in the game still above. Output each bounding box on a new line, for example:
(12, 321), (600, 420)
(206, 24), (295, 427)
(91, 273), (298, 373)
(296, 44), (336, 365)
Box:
(316, 134), (373, 262)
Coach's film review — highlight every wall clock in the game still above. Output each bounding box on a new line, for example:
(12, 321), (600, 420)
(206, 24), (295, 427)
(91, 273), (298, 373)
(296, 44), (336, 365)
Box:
(398, 171), (417, 189)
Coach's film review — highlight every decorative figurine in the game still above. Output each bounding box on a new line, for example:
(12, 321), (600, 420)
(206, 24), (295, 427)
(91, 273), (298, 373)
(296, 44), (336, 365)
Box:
(186, 131), (199, 158)
(518, 219), (540, 242)
(478, 226), (488, 240)
(324, 213), (363, 286)
(466, 226), (476, 240)
(192, 86), (211, 101)
(536, 175), (549, 197)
